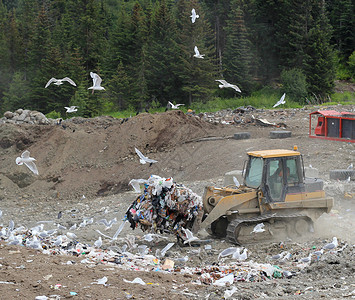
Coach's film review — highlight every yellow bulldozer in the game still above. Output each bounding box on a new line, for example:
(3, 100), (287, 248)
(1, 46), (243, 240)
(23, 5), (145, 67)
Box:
(198, 148), (333, 244)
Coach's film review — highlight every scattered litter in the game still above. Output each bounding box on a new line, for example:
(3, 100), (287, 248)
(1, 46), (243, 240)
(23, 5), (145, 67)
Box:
(213, 273), (234, 286)
(224, 286), (238, 299)
(161, 259), (174, 270)
(0, 281), (15, 284)
(91, 276), (108, 286)
(123, 277), (146, 285)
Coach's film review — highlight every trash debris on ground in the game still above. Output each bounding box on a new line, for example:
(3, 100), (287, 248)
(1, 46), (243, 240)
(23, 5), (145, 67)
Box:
(123, 277), (146, 285)
(125, 175), (203, 240)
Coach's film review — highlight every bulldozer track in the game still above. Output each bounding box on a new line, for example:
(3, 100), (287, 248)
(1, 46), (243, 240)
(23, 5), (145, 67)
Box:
(226, 213), (313, 244)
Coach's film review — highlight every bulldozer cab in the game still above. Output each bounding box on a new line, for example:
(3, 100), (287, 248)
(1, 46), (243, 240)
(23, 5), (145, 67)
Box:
(244, 149), (303, 203)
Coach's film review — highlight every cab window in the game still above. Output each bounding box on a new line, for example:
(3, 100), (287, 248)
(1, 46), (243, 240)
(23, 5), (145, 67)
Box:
(245, 157), (263, 188)
(286, 158), (300, 184)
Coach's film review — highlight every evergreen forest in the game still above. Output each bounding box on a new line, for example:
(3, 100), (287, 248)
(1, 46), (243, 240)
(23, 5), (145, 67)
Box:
(0, 0), (354, 117)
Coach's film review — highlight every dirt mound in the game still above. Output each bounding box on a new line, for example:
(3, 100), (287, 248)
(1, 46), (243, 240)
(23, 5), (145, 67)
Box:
(0, 111), (220, 201)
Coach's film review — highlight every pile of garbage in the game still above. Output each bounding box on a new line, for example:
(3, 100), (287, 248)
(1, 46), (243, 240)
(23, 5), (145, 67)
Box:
(190, 106), (287, 128)
(125, 175), (203, 238)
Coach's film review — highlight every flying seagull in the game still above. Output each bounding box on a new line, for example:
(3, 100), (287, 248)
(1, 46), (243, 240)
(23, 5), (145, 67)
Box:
(190, 8), (199, 23)
(168, 101), (185, 110)
(215, 79), (241, 93)
(134, 148), (158, 166)
(64, 106), (78, 113)
(273, 93), (286, 108)
(88, 72), (105, 94)
(181, 227), (199, 245)
(45, 77), (77, 88)
(16, 150), (39, 175)
(193, 46), (204, 59)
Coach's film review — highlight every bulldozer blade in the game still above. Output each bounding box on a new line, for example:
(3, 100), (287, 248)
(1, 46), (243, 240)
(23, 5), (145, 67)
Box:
(199, 191), (257, 231)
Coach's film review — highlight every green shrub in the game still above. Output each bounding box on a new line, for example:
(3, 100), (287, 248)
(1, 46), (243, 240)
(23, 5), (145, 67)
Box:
(46, 110), (61, 119)
(348, 51), (355, 80)
(280, 68), (307, 103)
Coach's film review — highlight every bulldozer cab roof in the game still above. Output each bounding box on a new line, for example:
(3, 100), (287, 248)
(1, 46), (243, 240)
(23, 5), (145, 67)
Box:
(247, 149), (300, 158)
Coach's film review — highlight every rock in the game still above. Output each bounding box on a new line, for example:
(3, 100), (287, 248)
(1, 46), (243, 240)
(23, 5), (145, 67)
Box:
(17, 110), (30, 121)
(15, 108), (23, 115)
(4, 111), (14, 119)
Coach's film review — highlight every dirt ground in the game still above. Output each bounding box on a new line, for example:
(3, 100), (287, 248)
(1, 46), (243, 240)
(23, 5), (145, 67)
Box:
(0, 105), (355, 299)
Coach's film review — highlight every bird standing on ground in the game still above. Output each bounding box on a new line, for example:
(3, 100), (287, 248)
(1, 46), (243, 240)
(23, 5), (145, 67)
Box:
(45, 77), (76, 88)
(323, 237), (338, 250)
(193, 46), (204, 59)
(190, 8), (199, 23)
(238, 248), (248, 261)
(273, 93), (286, 108)
(134, 148), (158, 166)
(94, 236), (102, 248)
(215, 79), (241, 93)
(88, 72), (105, 94)
(16, 150), (39, 175)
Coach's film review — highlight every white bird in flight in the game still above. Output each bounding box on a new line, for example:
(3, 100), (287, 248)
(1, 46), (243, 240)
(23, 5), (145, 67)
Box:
(273, 93), (286, 108)
(190, 8), (199, 23)
(135, 148), (158, 166)
(181, 227), (199, 245)
(45, 77), (76, 88)
(16, 150), (39, 175)
(64, 106), (78, 113)
(168, 101), (185, 109)
(216, 79), (241, 93)
(193, 46), (204, 59)
(88, 72), (105, 94)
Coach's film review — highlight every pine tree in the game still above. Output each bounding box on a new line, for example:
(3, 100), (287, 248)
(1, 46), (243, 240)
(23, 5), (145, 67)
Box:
(174, 0), (216, 104)
(145, 0), (179, 106)
(224, 0), (253, 95)
(303, 2), (335, 97)
(2, 71), (30, 112)
(0, 2), (10, 100)
(106, 61), (131, 110)
(245, 0), (280, 83)
(326, 0), (354, 61)
(26, 5), (53, 112)
(275, 0), (311, 69)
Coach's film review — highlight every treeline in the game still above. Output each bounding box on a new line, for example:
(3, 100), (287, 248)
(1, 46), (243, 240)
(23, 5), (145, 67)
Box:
(0, 0), (353, 117)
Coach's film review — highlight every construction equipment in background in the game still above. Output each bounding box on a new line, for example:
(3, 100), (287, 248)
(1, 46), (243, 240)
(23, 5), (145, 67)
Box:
(199, 147), (334, 244)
